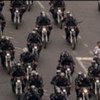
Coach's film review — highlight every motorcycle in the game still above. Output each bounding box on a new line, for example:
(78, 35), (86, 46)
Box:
(41, 26), (48, 49)
(67, 27), (77, 50)
(56, 7), (64, 29)
(26, 63), (33, 80)
(78, 87), (90, 100)
(5, 51), (12, 74)
(65, 66), (72, 83)
(94, 78), (100, 100)
(54, 85), (69, 99)
(26, 0), (33, 11)
(13, 8), (20, 29)
(32, 44), (39, 61)
(15, 78), (22, 100)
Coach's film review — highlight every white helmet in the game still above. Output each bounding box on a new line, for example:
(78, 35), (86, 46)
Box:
(31, 85), (35, 89)
(41, 11), (46, 17)
(66, 11), (70, 14)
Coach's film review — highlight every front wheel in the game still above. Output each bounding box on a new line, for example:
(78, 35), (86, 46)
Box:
(17, 94), (21, 100)
(71, 37), (76, 50)
(59, 22), (62, 29)
(15, 23), (18, 29)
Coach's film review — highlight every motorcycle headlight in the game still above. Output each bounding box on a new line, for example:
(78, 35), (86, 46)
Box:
(42, 27), (47, 32)
(34, 46), (38, 50)
(58, 9), (62, 14)
(96, 79), (99, 83)
(67, 68), (70, 71)
(83, 88), (88, 93)
(7, 53), (10, 56)
(63, 89), (66, 93)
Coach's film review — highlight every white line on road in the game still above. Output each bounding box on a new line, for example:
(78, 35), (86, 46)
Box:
(76, 57), (87, 73)
(36, 1), (45, 9)
(36, 1), (50, 17)
(76, 57), (93, 61)
(83, 43), (88, 47)
(89, 50), (93, 55)
(15, 47), (23, 51)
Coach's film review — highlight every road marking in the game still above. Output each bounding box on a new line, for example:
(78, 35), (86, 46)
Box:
(83, 43), (88, 47)
(36, 1), (50, 17)
(89, 50), (93, 55)
(76, 57), (93, 73)
(76, 57), (88, 73)
(15, 47), (23, 51)
(36, 1), (45, 9)
(76, 57), (93, 61)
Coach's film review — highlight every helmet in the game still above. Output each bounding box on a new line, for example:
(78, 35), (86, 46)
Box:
(41, 11), (46, 17)
(23, 47), (28, 52)
(56, 70), (61, 74)
(78, 72), (82, 75)
(31, 70), (37, 75)
(78, 72), (84, 78)
(31, 85), (35, 90)
(32, 30), (36, 34)
(62, 51), (69, 57)
(34, 27), (38, 31)
(66, 11), (70, 16)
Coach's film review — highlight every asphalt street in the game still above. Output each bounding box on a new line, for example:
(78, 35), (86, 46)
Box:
(0, 1), (100, 100)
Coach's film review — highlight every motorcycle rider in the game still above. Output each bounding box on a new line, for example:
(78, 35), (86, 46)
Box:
(75, 72), (92, 99)
(36, 11), (52, 41)
(27, 29), (42, 54)
(20, 47), (37, 70)
(11, 62), (26, 93)
(0, 12), (6, 34)
(0, 0), (4, 12)
(51, 72), (71, 95)
(10, 0), (26, 22)
(88, 62), (100, 78)
(49, 0), (65, 20)
(59, 51), (75, 74)
(93, 41), (100, 59)
(50, 87), (67, 100)
(23, 85), (40, 100)
(0, 36), (15, 67)
(64, 13), (79, 40)
(28, 71), (44, 97)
